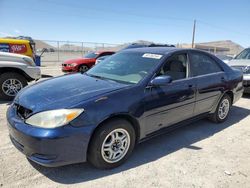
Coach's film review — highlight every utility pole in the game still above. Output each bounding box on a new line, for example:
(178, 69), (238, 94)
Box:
(191, 19), (196, 48)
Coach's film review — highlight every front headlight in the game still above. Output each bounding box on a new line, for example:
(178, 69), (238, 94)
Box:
(25, 109), (84, 128)
(23, 57), (35, 66)
(68, 63), (77, 67)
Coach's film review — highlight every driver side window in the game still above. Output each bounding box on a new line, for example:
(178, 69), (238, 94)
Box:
(158, 53), (188, 81)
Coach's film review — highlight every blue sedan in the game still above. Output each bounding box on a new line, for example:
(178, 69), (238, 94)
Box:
(7, 47), (243, 169)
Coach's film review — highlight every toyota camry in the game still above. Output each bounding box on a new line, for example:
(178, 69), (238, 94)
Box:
(7, 47), (243, 169)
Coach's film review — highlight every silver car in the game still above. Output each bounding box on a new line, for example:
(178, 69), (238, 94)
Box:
(228, 48), (250, 93)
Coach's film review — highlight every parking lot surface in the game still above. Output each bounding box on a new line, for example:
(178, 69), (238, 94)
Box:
(0, 66), (250, 188)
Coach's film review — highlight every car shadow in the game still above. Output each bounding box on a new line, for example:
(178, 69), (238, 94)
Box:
(0, 100), (12, 105)
(243, 93), (250, 99)
(30, 105), (250, 184)
(41, 74), (53, 78)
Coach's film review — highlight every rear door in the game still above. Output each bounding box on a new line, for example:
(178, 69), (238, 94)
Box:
(188, 51), (226, 115)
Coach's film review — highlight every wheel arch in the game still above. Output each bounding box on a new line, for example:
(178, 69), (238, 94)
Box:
(87, 114), (141, 155)
(211, 90), (234, 114)
(224, 90), (234, 104)
(78, 63), (90, 71)
(0, 67), (32, 82)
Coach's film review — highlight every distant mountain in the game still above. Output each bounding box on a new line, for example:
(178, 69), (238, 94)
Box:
(59, 44), (92, 52)
(33, 39), (245, 55)
(179, 40), (244, 55)
(197, 40), (244, 55)
(34, 40), (55, 50)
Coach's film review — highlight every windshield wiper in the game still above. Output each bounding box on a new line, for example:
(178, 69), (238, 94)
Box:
(84, 73), (131, 84)
(85, 73), (106, 80)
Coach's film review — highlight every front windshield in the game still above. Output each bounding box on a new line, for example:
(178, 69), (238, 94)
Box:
(235, 49), (250, 60)
(84, 52), (98, 58)
(87, 52), (163, 84)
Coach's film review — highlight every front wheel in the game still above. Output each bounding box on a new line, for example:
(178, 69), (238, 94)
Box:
(209, 94), (232, 123)
(0, 72), (28, 100)
(78, 65), (89, 73)
(88, 119), (136, 169)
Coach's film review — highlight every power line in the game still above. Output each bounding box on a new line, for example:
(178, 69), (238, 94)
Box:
(42, 0), (194, 23)
(197, 20), (250, 37)
(2, 5), (190, 29)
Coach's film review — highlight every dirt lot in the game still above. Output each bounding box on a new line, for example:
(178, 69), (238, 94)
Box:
(0, 66), (250, 188)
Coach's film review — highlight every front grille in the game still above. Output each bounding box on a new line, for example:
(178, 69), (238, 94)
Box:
(14, 104), (33, 119)
(243, 80), (250, 87)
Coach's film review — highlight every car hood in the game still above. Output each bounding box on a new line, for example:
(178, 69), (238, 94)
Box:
(64, 58), (95, 64)
(14, 74), (128, 112)
(228, 59), (250, 66)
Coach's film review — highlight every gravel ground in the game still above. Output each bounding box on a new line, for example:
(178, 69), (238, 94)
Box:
(0, 66), (250, 188)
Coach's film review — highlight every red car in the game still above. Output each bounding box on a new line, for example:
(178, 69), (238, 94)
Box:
(62, 51), (115, 73)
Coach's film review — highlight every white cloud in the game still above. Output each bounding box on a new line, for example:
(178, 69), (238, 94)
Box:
(14, 29), (21, 34)
(0, 32), (13, 37)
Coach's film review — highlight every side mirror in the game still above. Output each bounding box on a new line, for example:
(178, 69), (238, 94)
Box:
(150, 75), (172, 86)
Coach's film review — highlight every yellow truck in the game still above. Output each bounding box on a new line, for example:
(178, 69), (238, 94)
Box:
(0, 38), (36, 59)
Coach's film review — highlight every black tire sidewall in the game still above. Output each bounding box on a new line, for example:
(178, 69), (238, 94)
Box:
(78, 65), (89, 73)
(88, 119), (136, 169)
(0, 72), (27, 100)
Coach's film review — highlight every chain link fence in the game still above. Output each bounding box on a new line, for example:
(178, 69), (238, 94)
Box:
(35, 40), (122, 65)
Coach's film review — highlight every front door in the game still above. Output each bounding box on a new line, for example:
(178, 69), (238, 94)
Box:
(143, 52), (196, 135)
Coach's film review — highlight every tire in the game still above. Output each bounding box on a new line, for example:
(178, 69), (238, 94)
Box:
(88, 118), (136, 169)
(209, 94), (232, 123)
(0, 72), (28, 100)
(78, 65), (89, 73)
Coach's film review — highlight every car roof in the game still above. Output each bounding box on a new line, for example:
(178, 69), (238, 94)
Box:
(0, 38), (30, 44)
(122, 47), (222, 57)
(95, 50), (115, 54)
(121, 47), (183, 55)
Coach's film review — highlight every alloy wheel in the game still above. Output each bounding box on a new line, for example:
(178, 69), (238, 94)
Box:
(79, 66), (88, 72)
(101, 128), (130, 163)
(2, 79), (23, 96)
(218, 98), (230, 120)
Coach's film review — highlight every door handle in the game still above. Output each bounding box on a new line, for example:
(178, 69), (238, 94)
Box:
(221, 77), (226, 82)
(188, 84), (194, 88)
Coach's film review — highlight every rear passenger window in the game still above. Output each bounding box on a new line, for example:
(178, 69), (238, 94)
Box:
(190, 52), (222, 76)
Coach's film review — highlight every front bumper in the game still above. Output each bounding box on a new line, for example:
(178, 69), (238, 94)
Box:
(243, 75), (250, 93)
(7, 105), (92, 167)
(25, 66), (41, 80)
(61, 64), (78, 73)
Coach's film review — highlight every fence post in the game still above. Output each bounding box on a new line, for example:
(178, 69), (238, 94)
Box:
(81, 42), (84, 56)
(57, 41), (60, 62)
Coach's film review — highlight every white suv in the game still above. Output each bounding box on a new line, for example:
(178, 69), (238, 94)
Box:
(228, 48), (250, 93)
(0, 52), (41, 100)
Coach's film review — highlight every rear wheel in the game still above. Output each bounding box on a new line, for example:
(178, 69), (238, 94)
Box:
(0, 72), (28, 100)
(78, 65), (89, 73)
(88, 119), (136, 169)
(209, 94), (231, 123)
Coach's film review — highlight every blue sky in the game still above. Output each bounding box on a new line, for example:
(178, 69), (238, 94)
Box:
(0, 0), (249, 47)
